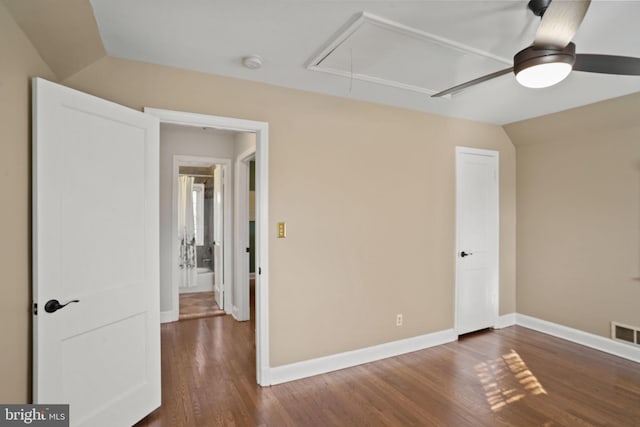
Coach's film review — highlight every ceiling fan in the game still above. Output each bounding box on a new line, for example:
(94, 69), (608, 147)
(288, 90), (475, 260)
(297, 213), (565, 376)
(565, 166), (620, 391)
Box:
(431, 0), (640, 97)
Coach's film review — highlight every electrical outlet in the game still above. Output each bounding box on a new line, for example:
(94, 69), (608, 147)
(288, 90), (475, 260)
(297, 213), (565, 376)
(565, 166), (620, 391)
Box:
(396, 314), (403, 326)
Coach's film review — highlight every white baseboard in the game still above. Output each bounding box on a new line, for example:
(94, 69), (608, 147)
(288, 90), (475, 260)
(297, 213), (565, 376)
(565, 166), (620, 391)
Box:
(231, 305), (240, 321)
(266, 314), (639, 386)
(269, 328), (457, 385)
(516, 314), (640, 364)
(160, 310), (179, 324)
(495, 313), (516, 329)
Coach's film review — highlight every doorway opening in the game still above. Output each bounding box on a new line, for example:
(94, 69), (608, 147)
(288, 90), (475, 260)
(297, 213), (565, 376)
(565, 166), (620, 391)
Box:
(146, 108), (270, 386)
(174, 158), (229, 320)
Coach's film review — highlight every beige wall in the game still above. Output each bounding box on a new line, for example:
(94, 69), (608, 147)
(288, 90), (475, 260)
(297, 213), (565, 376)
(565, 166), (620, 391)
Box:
(63, 56), (516, 366)
(234, 132), (256, 159)
(0, 2), (55, 403)
(3, 0), (105, 80)
(505, 92), (640, 338)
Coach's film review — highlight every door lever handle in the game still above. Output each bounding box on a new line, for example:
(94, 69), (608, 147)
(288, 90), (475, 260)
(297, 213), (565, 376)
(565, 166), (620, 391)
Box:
(460, 251), (473, 258)
(44, 299), (80, 313)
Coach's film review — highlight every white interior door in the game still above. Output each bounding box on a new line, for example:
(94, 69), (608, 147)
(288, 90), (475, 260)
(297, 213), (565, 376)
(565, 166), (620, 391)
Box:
(33, 78), (160, 426)
(234, 152), (253, 322)
(213, 165), (224, 309)
(455, 147), (499, 335)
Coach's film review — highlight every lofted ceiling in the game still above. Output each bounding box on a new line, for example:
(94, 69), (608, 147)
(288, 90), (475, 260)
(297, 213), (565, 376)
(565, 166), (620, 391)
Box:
(22, 1), (640, 124)
(4, 0), (105, 79)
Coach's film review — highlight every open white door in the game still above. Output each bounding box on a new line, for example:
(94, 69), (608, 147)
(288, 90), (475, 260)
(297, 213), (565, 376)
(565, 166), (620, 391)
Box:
(455, 147), (499, 335)
(213, 165), (224, 309)
(33, 78), (160, 426)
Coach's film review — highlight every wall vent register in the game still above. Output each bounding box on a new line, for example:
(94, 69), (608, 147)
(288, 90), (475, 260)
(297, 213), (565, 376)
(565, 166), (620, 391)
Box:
(611, 322), (640, 346)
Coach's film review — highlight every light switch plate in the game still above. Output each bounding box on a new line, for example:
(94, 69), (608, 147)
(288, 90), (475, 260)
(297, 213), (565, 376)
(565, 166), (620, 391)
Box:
(278, 222), (286, 238)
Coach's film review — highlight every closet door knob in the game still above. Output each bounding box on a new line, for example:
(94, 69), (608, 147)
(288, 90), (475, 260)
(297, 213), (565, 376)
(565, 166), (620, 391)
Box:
(460, 251), (473, 258)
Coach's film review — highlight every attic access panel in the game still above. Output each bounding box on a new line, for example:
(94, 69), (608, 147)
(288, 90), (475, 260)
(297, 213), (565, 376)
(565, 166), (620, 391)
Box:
(307, 12), (511, 96)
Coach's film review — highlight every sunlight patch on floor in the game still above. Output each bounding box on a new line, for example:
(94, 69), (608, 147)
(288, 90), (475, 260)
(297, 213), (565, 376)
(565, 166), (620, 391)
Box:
(475, 349), (547, 412)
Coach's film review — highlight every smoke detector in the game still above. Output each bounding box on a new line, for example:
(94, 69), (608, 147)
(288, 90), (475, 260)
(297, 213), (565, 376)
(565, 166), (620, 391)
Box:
(242, 55), (263, 70)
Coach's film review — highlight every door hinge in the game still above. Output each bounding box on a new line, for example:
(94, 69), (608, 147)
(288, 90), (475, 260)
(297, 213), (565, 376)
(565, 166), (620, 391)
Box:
(33, 302), (38, 316)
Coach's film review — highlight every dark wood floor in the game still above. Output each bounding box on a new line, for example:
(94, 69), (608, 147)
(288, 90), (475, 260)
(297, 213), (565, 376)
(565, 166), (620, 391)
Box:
(179, 291), (225, 320)
(136, 317), (640, 427)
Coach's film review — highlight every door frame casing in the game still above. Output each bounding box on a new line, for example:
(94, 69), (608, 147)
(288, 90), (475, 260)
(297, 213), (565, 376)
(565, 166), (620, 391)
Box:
(171, 155), (232, 310)
(454, 146), (500, 335)
(145, 108), (270, 386)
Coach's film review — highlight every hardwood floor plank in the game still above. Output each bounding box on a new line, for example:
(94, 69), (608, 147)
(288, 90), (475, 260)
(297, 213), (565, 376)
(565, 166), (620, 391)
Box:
(179, 291), (225, 320)
(136, 318), (640, 427)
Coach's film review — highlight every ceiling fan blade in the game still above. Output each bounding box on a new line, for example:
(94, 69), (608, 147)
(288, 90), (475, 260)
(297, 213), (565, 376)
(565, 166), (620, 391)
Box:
(574, 54), (640, 75)
(431, 67), (513, 98)
(534, 0), (591, 48)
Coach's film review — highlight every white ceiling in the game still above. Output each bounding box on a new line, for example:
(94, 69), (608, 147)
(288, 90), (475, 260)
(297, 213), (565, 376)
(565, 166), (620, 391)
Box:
(89, 0), (640, 125)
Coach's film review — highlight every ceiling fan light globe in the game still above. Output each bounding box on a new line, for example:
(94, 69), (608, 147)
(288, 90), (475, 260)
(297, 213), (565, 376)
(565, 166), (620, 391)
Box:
(513, 43), (576, 89)
(515, 62), (573, 88)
